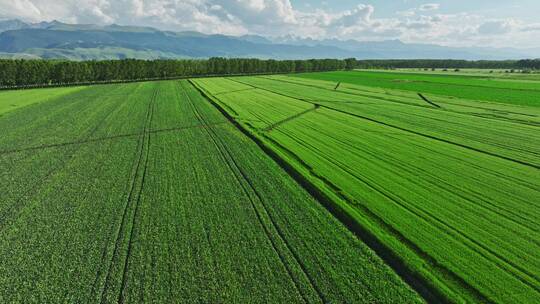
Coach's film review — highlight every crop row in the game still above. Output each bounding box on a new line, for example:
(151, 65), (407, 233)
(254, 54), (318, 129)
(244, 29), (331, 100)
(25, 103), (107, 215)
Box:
(193, 75), (540, 303)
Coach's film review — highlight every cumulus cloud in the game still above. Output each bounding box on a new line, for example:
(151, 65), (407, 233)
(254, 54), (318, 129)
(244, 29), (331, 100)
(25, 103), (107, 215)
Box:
(0, 0), (539, 47)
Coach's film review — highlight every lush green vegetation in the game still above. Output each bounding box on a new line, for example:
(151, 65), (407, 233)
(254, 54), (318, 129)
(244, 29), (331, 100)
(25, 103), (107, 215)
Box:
(0, 86), (85, 115)
(295, 70), (540, 107)
(355, 59), (540, 70)
(381, 68), (540, 81)
(0, 80), (420, 303)
(194, 73), (540, 303)
(0, 57), (353, 87)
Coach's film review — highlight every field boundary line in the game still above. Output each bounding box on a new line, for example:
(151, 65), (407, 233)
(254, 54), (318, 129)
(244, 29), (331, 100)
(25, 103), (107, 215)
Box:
(118, 89), (155, 304)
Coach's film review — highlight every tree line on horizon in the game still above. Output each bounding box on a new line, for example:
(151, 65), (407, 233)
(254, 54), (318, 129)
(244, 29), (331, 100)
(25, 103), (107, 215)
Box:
(0, 58), (356, 87)
(0, 57), (538, 88)
(357, 59), (540, 70)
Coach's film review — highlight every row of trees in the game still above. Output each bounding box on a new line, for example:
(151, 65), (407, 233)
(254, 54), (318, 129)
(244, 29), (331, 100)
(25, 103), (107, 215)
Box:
(2, 58), (537, 87)
(355, 59), (524, 69)
(0, 58), (353, 87)
(356, 59), (539, 70)
(516, 59), (540, 69)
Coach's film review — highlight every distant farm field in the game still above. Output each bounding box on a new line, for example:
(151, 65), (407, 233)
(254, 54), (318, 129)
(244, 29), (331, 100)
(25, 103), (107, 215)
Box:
(295, 70), (540, 106)
(1, 70), (539, 303)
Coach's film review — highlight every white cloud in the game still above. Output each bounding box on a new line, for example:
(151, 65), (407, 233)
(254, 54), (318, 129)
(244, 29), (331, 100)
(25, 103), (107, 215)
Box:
(419, 3), (440, 11)
(0, 0), (539, 48)
(0, 0), (42, 20)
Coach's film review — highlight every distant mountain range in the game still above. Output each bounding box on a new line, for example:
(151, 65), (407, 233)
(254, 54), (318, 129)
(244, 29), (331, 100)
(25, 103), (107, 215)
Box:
(0, 19), (538, 60)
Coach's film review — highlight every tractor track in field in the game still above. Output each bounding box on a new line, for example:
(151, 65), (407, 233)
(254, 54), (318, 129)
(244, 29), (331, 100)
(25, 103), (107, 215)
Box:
(118, 93), (154, 304)
(0, 122), (228, 156)
(97, 89), (156, 304)
(418, 93), (441, 108)
(185, 80), (327, 304)
(228, 77), (540, 170)
(184, 82), (317, 302)
(263, 104), (320, 132)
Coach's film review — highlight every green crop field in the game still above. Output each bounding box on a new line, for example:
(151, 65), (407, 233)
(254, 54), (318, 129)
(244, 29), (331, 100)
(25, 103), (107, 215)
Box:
(193, 71), (540, 303)
(0, 80), (421, 303)
(386, 69), (540, 81)
(0, 86), (86, 115)
(295, 70), (540, 107)
(2, 70), (539, 303)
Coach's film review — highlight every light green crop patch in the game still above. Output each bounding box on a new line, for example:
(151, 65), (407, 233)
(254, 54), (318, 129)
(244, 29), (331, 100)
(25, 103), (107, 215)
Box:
(0, 86), (86, 115)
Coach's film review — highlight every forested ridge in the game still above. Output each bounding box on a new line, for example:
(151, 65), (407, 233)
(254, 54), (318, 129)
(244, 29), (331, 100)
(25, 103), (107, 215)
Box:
(0, 58), (355, 87)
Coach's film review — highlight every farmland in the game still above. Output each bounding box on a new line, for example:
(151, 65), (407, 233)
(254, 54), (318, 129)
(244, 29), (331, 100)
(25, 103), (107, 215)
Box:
(0, 86), (86, 115)
(193, 71), (540, 303)
(1, 69), (539, 304)
(0, 80), (421, 303)
(295, 70), (540, 107)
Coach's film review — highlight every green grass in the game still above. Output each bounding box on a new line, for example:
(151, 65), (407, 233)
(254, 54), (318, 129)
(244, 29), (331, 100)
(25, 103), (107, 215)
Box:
(194, 74), (540, 303)
(365, 68), (540, 80)
(294, 70), (540, 107)
(0, 86), (86, 115)
(0, 80), (420, 303)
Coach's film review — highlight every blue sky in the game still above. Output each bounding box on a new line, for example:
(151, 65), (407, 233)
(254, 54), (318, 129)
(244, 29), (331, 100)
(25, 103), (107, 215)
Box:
(1, 0), (539, 48)
(293, 0), (538, 21)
